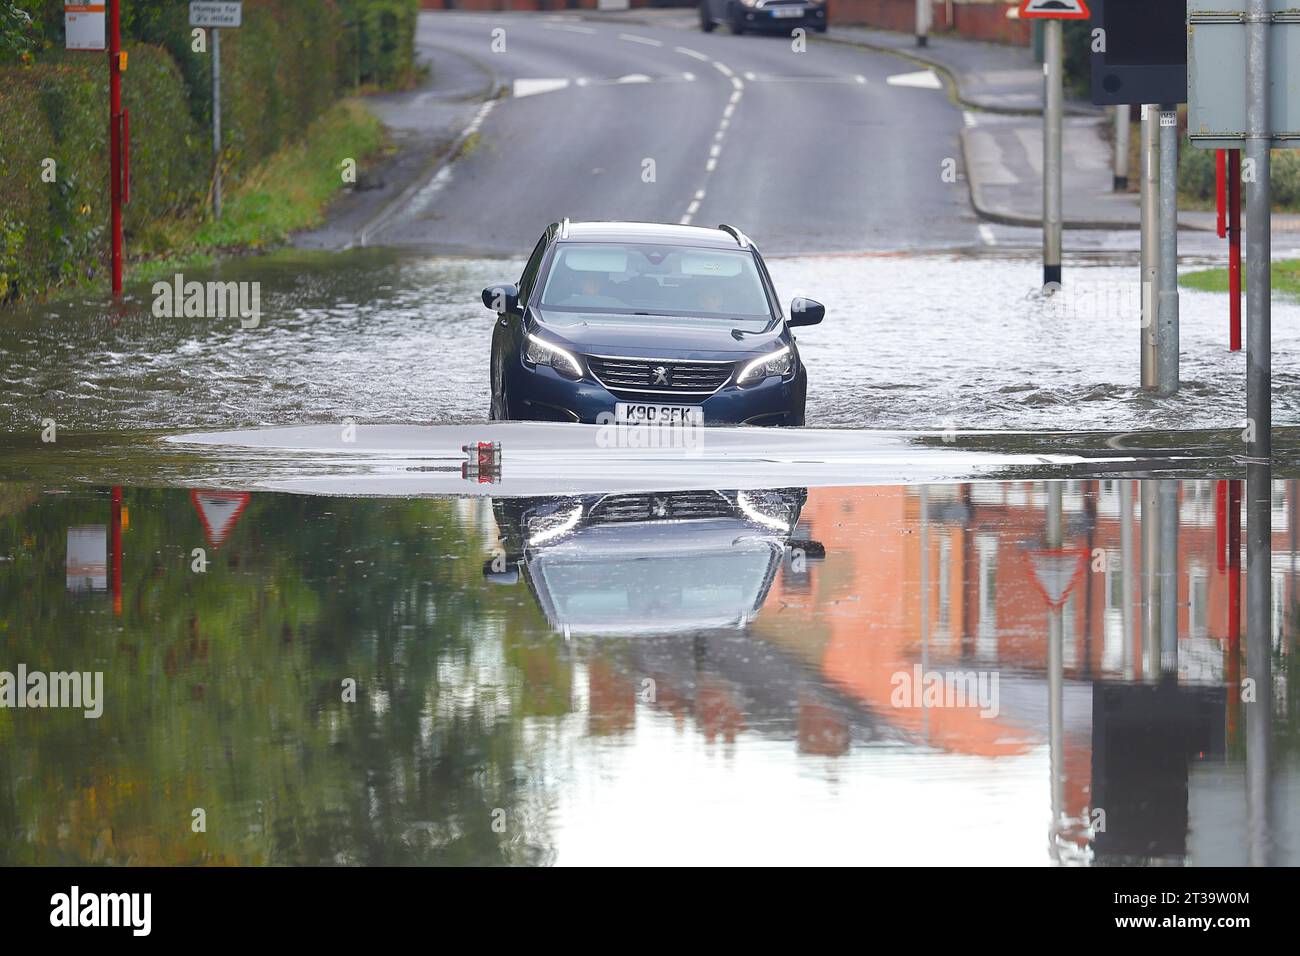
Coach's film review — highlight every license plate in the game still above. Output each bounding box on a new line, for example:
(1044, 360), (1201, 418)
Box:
(772, 7), (803, 17)
(614, 402), (704, 425)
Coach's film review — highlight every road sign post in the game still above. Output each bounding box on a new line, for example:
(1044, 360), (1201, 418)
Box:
(915, 0), (930, 47)
(1090, 1), (1187, 390)
(1114, 104), (1130, 190)
(1020, 0), (1090, 290)
(190, 2), (243, 220)
(1141, 105), (1159, 388)
(1187, 0), (1297, 460)
(1157, 106), (1179, 395)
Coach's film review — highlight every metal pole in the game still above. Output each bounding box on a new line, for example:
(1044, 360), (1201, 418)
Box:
(1158, 480), (1179, 674)
(108, 0), (122, 297)
(1244, 461), (1273, 865)
(1246, 0), (1271, 460)
(1043, 20), (1063, 290)
(1120, 480), (1135, 681)
(1156, 106), (1179, 395)
(1113, 104), (1130, 191)
(1140, 105), (1159, 388)
(1045, 482), (1064, 846)
(212, 27), (222, 220)
(1142, 481), (1160, 680)
(916, 0), (930, 47)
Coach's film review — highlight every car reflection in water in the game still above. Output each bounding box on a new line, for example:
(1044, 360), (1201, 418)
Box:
(485, 488), (823, 638)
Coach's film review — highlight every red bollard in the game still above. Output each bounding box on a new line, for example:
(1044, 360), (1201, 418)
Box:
(1228, 149), (1242, 352)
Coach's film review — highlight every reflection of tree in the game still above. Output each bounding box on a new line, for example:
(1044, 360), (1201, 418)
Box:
(0, 487), (558, 865)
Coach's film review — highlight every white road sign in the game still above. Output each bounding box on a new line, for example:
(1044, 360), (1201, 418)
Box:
(65, 2), (106, 51)
(1018, 0), (1090, 19)
(190, 1), (242, 28)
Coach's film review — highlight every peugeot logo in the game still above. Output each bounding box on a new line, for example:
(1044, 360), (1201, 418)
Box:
(652, 365), (670, 385)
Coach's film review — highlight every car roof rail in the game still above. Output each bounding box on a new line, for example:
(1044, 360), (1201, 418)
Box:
(560, 217), (571, 239)
(717, 223), (751, 248)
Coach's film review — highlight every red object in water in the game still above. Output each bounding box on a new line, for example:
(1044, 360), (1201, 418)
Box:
(1228, 149), (1242, 352)
(461, 442), (502, 484)
(1215, 479), (1227, 572)
(111, 486), (122, 617)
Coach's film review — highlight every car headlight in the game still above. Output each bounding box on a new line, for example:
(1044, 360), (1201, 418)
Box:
(736, 345), (793, 385)
(526, 333), (584, 379)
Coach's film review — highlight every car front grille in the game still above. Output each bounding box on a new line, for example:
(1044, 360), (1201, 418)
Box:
(585, 355), (734, 396)
(589, 491), (735, 523)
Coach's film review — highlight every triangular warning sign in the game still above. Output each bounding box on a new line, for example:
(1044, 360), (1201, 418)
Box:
(1019, 0), (1089, 19)
(1028, 548), (1086, 608)
(191, 490), (251, 548)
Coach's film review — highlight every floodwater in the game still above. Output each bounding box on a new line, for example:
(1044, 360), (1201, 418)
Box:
(3, 245), (1298, 865)
(1, 473), (1295, 866)
(3, 246), (1300, 434)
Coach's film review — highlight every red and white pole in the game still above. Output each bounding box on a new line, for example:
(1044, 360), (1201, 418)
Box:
(108, 0), (123, 297)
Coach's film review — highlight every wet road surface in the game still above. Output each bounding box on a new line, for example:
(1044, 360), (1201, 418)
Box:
(5, 247), (1300, 436)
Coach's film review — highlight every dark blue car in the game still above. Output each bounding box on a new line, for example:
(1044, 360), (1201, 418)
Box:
(482, 221), (825, 427)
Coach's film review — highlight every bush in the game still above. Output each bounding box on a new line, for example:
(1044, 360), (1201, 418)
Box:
(0, 71), (55, 300)
(0, 0), (416, 300)
(341, 0), (419, 89)
(1179, 140), (1300, 210)
(0, 45), (206, 300)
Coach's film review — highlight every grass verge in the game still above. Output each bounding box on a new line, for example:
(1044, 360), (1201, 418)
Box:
(57, 98), (384, 299)
(1181, 260), (1300, 298)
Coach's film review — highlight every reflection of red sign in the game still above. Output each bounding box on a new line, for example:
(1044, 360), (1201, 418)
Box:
(1018, 0), (1089, 20)
(1028, 548), (1086, 608)
(191, 490), (250, 547)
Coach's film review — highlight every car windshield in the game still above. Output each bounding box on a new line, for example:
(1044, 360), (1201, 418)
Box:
(538, 242), (773, 324)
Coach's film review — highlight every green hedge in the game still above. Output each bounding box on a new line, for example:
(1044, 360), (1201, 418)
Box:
(341, 0), (420, 89)
(0, 0), (417, 302)
(1179, 142), (1300, 209)
(0, 47), (204, 299)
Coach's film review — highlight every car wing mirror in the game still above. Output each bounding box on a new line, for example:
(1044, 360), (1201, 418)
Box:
(482, 283), (520, 314)
(788, 297), (825, 327)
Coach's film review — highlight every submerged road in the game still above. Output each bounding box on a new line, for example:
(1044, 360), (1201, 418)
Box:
(375, 12), (976, 255)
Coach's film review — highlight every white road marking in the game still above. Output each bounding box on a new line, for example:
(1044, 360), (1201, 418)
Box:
(464, 99), (495, 136)
(575, 77), (590, 87)
(695, 189), (706, 200)
(675, 46), (712, 61)
(618, 33), (662, 46)
(978, 223), (997, 246)
(886, 69), (942, 90)
(616, 73), (652, 84)
(705, 157), (717, 172)
(545, 23), (596, 34)
(713, 61), (735, 77)
(742, 73), (868, 85)
(513, 78), (571, 98)
(683, 72), (696, 81)
(963, 110), (977, 129)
